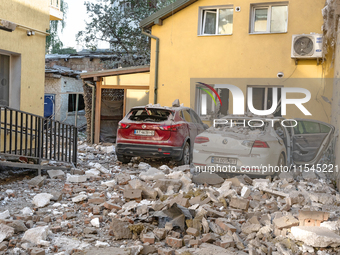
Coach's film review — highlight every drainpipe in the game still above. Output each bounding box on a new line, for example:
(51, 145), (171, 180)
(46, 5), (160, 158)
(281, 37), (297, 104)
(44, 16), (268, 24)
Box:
(142, 28), (159, 104)
(85, 82), (95, 144)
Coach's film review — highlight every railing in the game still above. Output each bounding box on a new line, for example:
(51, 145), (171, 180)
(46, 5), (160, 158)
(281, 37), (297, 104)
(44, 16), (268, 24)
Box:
(0, 105), (77, 166)
(50, 0), (60, 10)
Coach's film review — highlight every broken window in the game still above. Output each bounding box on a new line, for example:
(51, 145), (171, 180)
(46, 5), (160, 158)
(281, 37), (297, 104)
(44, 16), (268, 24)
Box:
(68, 94), (85, 112)
(248, 86), (282, 116)
(196, 85), (229, 117)
(0, 54), (10, 107)
(200, 7), (233, 35)
(128, 108), (172, 122)
(251, 3), (288, 33)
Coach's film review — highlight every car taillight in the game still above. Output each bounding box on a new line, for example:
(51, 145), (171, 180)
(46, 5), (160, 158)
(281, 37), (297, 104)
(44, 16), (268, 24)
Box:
(195, 136), (210, 144)
(252, 140), (269, 148)
(159, 124), (181, 131)
(118, 123), (130, 129)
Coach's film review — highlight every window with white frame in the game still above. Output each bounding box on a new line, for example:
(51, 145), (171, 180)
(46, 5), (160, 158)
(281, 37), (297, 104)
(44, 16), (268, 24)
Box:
(200, 6), (233, 35)
(248, 86), (282, 116)
(250, 3), (288, 33)
(0, 54), (10, 107)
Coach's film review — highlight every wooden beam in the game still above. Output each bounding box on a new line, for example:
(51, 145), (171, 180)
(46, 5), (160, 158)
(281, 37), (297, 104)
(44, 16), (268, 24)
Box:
(80, 66), (150, 79)
(101, 85), (149, 90)
(123, 89), (127, 117)
(94, 79), (102, 144)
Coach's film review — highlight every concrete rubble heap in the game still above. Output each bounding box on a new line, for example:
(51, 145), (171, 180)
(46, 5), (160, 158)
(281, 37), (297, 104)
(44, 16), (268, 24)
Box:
(1, 142), (340, 254)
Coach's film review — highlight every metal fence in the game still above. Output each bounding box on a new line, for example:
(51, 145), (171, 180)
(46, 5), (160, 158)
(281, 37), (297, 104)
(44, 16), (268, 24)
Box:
(0, 105), (77, 166)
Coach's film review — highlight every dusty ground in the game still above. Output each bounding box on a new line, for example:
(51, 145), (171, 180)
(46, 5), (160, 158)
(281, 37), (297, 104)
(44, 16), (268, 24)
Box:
(0, 141), (340, 255)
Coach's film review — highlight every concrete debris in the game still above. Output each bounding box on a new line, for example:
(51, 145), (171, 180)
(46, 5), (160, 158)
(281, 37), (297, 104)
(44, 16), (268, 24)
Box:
(291, 226), (340, 247)
(0, 210), (10, 220)
(1, 141), (340, 254)
(139, 168), (166, 181)
(47, 170), (65, 179)
(192, 172), (224, 185)
(72, 194), (88, 203)
(66, 174), (87, 183)
(0, 223), (14, 243)
(21, 226), (50, 246)
(32, 193), (54, 208)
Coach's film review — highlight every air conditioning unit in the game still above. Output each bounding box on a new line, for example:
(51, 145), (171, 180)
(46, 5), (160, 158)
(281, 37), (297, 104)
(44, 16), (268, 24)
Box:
(291, 34), (323, 59)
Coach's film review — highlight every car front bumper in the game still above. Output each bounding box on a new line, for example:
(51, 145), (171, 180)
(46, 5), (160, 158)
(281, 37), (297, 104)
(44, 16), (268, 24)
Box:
(116, 143), (183, 160)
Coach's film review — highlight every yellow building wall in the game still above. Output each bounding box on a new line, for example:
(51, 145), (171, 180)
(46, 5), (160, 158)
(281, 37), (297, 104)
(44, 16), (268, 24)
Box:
(0, 0), (50, 116)
(148, 0), (333, 123)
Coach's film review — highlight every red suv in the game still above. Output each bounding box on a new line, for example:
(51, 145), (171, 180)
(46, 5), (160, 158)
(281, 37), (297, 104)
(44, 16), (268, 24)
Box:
(116, 106), (207, 165)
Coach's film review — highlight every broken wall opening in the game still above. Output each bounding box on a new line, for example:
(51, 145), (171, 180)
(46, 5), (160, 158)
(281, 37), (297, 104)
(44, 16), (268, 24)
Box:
(100, 89), (124, 143)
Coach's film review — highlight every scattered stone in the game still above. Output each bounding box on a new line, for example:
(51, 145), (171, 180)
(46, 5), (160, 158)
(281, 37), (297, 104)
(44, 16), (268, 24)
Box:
(116, 173), (131, 185)
(0, 210), (10, 220)
(28, 176), (45, 187)
(72, 194), (88, 203)
(66, 174), (87, 183)
(192, 173), (224, 185)
(109, 218), (132, 240)
(291, 226), (340, 247)
(47, 170), (65, 179)
(21, 226), (49, 246)
(229, 197), (249, 210)
(166, 236), (183, 248)
(273, 215), (299, 229)
(30, 247), (45, 255)
(124, 189), (142, 201)
(32, 193), (54, 208)
(0, 223), (14, 242)
(298, 210), (329, 227)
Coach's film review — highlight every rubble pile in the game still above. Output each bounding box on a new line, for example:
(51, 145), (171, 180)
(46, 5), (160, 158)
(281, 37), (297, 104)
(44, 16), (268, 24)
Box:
(1, 142), (340, 254)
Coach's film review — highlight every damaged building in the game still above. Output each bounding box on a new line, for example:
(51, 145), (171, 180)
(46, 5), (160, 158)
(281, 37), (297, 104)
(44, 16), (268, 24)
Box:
(81, 66), (150, 144)
(44, 50), (130, 128)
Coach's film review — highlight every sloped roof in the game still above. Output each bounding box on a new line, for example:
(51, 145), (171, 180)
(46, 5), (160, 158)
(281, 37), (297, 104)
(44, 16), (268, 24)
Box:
(80, 65), (150, 79)
(140, 0), (198, 29)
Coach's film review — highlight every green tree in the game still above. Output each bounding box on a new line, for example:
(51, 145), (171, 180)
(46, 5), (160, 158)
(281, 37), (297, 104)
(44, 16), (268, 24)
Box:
(76, 0), (175, 67)
(46, 0), (68, 54)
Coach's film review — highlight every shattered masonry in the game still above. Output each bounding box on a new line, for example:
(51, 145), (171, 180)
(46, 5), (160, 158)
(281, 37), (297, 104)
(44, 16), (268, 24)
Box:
(1, 142), (340, 254)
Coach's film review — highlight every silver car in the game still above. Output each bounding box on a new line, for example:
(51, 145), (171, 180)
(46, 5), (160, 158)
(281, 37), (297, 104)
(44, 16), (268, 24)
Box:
(193, 116), (335, 176)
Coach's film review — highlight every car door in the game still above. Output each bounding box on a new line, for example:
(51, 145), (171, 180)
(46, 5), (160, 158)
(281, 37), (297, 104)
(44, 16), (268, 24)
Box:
(291, 119), (335, 165)
(190, 109), (205, 135)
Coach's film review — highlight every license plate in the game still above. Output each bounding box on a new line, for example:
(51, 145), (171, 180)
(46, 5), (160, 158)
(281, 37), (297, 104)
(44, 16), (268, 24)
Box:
(134, 130), (155, 136)
(211, 157), (237, 165)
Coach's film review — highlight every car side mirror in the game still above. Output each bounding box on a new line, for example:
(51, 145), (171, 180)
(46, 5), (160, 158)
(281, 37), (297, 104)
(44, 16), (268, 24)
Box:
(203, 124), (209, 130)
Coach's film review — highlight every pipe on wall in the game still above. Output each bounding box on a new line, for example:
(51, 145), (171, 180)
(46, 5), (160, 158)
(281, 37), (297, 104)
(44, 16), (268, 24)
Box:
(141, 28), (159, 104)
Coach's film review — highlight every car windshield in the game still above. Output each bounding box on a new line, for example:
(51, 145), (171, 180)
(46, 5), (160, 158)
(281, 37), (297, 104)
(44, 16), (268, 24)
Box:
(128, 108), (173, 122)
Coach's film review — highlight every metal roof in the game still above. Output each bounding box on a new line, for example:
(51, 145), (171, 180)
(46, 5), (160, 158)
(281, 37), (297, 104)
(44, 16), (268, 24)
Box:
(140, 0), (198, 28)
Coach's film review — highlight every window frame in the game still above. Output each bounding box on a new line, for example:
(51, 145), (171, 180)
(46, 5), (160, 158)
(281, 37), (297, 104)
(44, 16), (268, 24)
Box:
(195, 85), (217, 119)
(67, 93), (85, 113)
(246, 85), (283, 116)
(0, 52), (11, 108)
(249, 2), (288, 34)
(198, 5), (234, 36)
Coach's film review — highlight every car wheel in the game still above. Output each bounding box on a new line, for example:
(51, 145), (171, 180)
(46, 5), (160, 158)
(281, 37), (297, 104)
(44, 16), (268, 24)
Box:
(117, 155), (132, 164)
(277, 153), (286, 166)
(177, 142), (190, 166)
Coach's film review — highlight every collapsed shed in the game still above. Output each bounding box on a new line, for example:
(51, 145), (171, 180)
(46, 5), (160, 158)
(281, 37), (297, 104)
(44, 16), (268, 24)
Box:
(80, 66), (150, 144)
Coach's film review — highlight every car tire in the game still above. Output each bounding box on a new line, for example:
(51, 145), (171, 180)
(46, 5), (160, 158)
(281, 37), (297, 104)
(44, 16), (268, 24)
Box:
(176, 142), (190, 166)
(117, 155), (132, 164)
(277, 153), (286, 167)
(274, 153), (286, 176)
